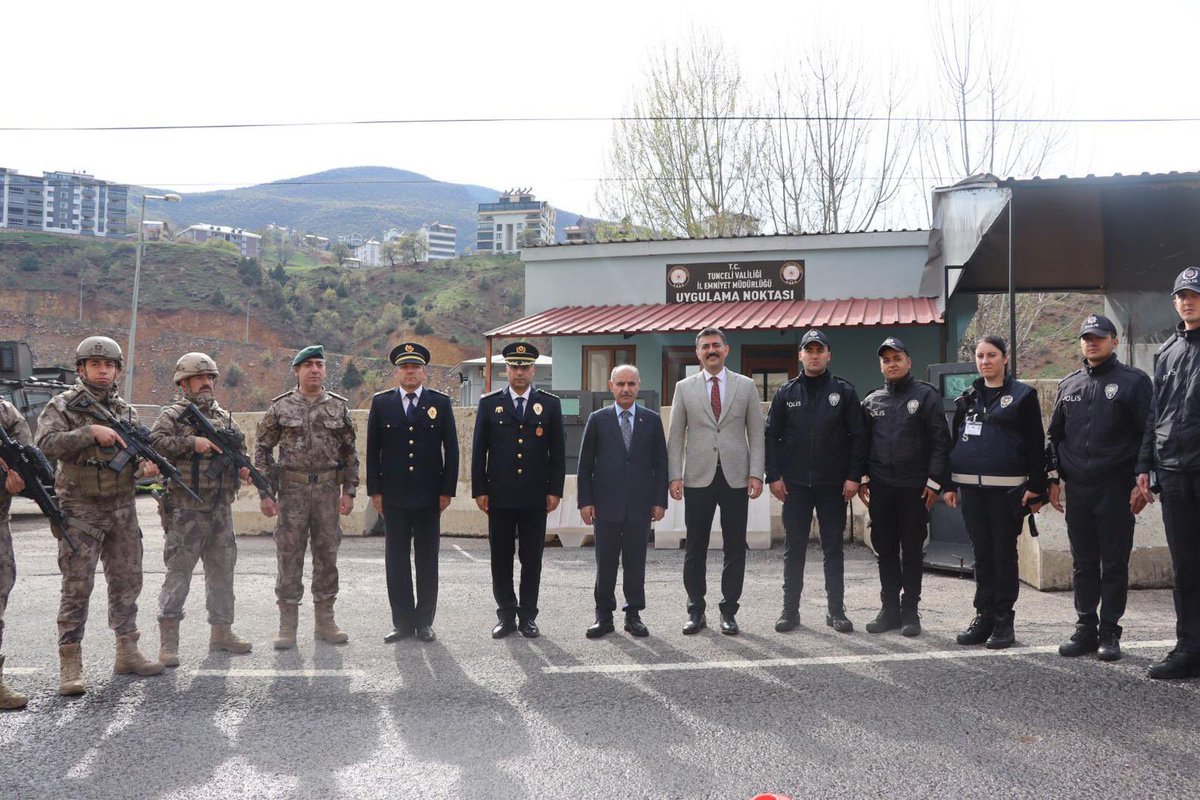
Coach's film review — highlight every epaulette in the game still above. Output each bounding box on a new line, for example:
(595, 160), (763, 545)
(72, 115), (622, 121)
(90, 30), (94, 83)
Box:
(271, 391), (292, 403)
(534, 389), (560, 399)
(425, 387), (448, 397)
(372, 388), (395, 397)
(482, 388), (506, 399)
(328, 391), (349, 402)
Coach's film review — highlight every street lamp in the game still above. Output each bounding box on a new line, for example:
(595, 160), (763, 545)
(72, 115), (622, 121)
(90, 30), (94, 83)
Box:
(125, 192), (181, 401)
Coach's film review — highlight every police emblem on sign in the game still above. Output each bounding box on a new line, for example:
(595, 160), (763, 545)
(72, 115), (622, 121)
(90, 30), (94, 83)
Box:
(1000, 395), (1014, 408)
(1105, 383), (1119, 399)
(906, 399), (919, 414)
(828, 393), (840, 407)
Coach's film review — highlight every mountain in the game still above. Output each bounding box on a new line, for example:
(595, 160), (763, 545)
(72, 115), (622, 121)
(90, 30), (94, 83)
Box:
(139, 166), (589, 251)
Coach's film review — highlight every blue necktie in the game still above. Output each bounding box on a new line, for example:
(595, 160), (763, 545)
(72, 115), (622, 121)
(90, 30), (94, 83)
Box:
(406, 392), (417, 423)
(515, 396), (525, 421)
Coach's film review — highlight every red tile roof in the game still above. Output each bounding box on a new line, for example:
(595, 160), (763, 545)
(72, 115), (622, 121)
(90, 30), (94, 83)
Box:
(486, 297), (942, 337)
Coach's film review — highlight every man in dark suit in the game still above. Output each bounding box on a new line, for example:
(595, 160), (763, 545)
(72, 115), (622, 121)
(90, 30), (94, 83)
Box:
(577, 365), (668, 639)
(472, 341), (566, 639)
(366, 342), (458, 644)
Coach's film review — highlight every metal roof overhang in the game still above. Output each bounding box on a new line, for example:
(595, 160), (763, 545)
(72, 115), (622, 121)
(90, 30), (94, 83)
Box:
(920, 171), (1200, 296)
(485, 297), (942, 338)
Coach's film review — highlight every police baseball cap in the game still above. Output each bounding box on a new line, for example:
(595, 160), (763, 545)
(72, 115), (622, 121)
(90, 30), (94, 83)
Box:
(1079, 314), (1117, 338)
(502, 342), (539, 365)
(390, 342), (430, 366)
(291, 344), (325, 367)
(1173, 267), (1200, 296)
(877, 337), (908, 356)
(800, 329), (830, 349)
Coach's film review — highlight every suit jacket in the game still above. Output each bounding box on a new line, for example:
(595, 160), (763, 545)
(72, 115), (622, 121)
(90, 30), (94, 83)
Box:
(365, 387), (458, 509)
(577, 404), (669, 523)
(668, 369), (765, 489)
(471, 387), (567, 509)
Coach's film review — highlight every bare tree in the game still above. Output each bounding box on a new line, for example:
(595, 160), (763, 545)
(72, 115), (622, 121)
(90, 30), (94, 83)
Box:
(597, 30), (758, 239)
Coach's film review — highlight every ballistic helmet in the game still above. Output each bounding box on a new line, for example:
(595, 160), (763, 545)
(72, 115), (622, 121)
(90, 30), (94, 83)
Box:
(173, 352), (220, 385)
(74, 336), (123, 367)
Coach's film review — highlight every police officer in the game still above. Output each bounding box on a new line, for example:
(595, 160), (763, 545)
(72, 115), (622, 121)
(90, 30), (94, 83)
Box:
(366, 342), (458, 644)
(944, 335), (1047, 650)
(255, 345), (359, 649)
(150, 353), (254, 666)
(860, 337), (951, 637)
(1046, 315), (1151, 662)
(36, 336), (164, 696)
(0, 398), (32, 709)
(764, 329), (867, 634)
(1137, 266), (1200, 679)
(472, 342), (566, 639)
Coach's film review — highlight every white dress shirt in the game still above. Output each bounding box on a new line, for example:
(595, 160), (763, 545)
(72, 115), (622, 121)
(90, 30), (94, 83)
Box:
(402, 385), (424, 415)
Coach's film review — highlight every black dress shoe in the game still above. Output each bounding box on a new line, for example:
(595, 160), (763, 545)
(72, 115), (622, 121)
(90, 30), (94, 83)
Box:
(865, 608), (902, 634)
(491, 619), (517, 639)
(384, 627), (413, 643)
(415, 626), (437, 643)
(519, 619), (540, 638)
(826, 612), (854, 634)
(682, 614), (707, 635)
(719, 614), (739, 636)
(1148, 649), (1200, 679)
(774, 611), (800, 633)
(1096, 629), (1122, 662)
(624, 614), (649, 638)
(1058, 625), (1099, 658)
(956, 613), (994, 646)
(586, 618), (615, 639)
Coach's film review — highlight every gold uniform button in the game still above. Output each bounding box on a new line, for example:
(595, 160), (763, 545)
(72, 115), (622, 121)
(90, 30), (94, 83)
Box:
(408, 426), (414, 432)
(408, 466), (414, 472)
(409, 453), (415, 459)
(517, 453), (523, 459)
(518, 438), (524, 444)
(517, 468), (523, 475)
(408, 439), (414, 445)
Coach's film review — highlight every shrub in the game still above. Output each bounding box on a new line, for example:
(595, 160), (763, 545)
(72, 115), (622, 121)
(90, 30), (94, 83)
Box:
(342, 360), (363, 389)
(414, 318), (433, 336)
(18, 254), (39, 272)
(225, 362), (244, 387)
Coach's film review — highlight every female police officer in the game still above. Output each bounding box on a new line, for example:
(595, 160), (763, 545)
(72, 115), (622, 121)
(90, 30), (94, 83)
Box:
(943, 336), (1048, 649)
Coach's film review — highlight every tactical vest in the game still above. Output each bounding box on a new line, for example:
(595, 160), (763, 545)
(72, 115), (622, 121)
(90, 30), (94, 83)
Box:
(58, 444), (138, 497)
(950, 377), (1035, 485)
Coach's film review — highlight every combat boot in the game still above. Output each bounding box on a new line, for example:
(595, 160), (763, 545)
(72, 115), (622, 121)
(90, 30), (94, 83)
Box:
(159, 618), (180, 667)
(1057, 624), (1098, 658)
(274, 603), (298, 650)
(314, 600), (350, 644)
(956, 613), (994, 646)
(985, 611), (1016, 650)
(210, 624), (253, 654)
(0, 655), (29, 710)
(58, 642), (86, 696)
(113, 631), (164, 676)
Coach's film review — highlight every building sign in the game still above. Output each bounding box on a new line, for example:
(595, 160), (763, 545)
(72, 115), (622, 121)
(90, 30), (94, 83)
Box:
(666, 260), (805, 304)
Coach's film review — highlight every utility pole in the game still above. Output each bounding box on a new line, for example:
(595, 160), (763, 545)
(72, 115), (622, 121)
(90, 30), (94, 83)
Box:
(245, 298), (251, 344)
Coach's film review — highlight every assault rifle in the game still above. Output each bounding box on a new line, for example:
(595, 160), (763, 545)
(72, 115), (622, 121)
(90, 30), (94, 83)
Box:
(67, 392), (202, 503)
(0, 423), (75, 552)
(178, 402), (274, 500)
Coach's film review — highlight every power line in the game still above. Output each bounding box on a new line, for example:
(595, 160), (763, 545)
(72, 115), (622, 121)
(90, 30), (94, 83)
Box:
(4, 114), (1200, 133)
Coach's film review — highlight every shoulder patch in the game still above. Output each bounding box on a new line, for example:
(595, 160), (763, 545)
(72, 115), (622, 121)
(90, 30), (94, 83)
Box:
(328, 391), (349, 402)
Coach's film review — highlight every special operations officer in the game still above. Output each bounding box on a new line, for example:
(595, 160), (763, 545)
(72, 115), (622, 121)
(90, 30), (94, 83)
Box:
(366, 342), (458, 644)
(150, 353), (254, 666)
(764, 329), (866, 634)
(472, 342), (566, 639)
(0, 398), (33, 710)
(255, 345), (359, 649)
(1046, 315), (1152, 662)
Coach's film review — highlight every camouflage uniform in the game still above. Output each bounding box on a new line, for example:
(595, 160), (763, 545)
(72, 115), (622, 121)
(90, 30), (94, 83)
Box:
(254, 388), (359, 607)
(0, 400), (33, 654)
(150, 396), (244, 625)
(35, 379), (145, 645)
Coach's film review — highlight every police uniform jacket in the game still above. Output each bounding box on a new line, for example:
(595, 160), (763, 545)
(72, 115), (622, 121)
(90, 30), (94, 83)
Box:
(1047, 355), (1152, 484)
(366, 387), (458, 509)
(861, 373), (951, 492)
(471, 388), (566, 509)
(948, 375), (1048, 492)
(1139, 324), (1200, 474)
(764, 371), (867, 488)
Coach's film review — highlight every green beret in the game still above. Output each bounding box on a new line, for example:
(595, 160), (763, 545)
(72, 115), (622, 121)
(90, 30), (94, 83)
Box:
(291, 344), (325, 367)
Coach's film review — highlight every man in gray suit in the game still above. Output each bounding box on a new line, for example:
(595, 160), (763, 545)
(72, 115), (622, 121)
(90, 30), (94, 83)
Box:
(668, 327), (766, 635)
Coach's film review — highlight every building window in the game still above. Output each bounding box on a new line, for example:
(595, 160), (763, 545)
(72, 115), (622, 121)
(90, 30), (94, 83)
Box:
(741, 345), (798, 401)
(662, 346), (701, 404)
(583, 345), (636, 392)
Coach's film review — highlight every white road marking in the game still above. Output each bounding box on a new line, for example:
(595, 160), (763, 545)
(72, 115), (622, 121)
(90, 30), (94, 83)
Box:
(540, 639), (1181, 675)
(452, 544), (480, 562)
(189, 668), (367, 677)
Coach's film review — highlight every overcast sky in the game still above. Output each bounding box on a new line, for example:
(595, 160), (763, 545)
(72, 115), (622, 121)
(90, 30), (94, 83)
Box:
(4, 0), (1198, 220)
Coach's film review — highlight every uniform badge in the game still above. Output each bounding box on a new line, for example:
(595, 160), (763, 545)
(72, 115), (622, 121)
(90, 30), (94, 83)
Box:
(428, 406), (437, 419)
(906, 399), (919, 414)
(495, 406), (503, 413)
(828, 393), (840, 407)
(532, 402), (543, 416)
(1085, 315), (1098, 328)
(1187, 268), (1199, 280)
(535, 427), (544, 437)
(1105, 383), (1119, 400)
(1000, 395), (1013, 408)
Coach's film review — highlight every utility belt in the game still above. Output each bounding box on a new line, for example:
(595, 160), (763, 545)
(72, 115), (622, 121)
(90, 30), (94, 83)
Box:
(60, 446), (137, 497)
(951, 473), (1027, 488)
(277, 466), (343, 487)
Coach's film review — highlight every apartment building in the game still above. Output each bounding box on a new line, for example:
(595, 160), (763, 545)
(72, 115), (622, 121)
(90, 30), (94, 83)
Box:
(0, 167), (128, 237)
(476, 188), (556, 254)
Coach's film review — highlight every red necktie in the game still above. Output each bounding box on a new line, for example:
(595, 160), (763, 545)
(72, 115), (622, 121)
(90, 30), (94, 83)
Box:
(710, 376), (721, 421)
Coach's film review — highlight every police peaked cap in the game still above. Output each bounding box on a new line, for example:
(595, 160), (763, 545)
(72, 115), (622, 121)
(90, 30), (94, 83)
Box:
(503, 342), (539, 364)
(390, 342), (430, 366)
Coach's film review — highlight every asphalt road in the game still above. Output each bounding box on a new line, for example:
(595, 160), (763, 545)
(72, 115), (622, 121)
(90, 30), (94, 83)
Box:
(1, 497), (1198, 799)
